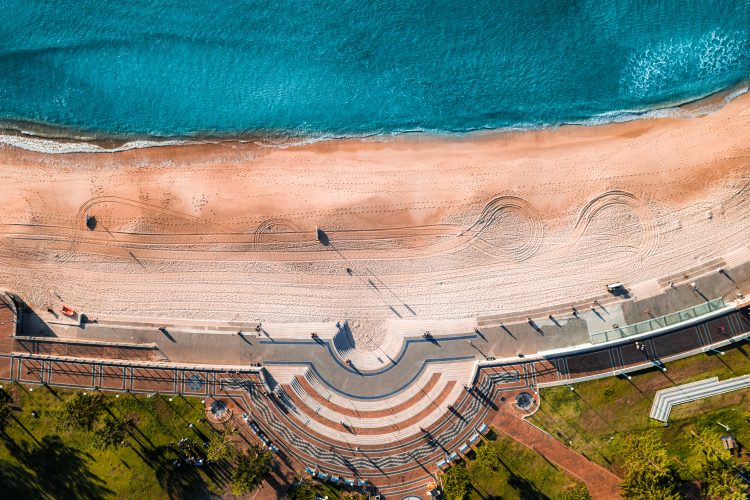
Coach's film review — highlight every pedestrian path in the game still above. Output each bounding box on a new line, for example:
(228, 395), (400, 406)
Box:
(88, 314), (259, 334)
(492, 410), (621, 500)
(628, 278), (662, 300)
(261, 321), (338, 339)
(650, 375), (750, 423)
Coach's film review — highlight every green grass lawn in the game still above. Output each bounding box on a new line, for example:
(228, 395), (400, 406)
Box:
(462, 431), (582, 499)
(0, 383), (230, 498)
(528, 343), (750, 479)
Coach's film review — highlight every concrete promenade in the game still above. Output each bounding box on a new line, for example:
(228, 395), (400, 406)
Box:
(8, 259), (747, 398)
(1, 258), (749, 498)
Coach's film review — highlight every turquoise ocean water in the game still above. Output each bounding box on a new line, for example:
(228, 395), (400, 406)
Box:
(1, 0), (749, 139)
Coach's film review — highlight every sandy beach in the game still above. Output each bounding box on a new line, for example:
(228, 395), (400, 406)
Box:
(0, 91), (749, 331)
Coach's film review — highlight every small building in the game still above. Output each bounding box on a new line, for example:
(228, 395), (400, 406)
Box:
(721, 434), (736, 450)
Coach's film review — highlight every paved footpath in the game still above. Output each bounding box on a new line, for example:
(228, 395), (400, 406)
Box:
(492, 409), (621, 500)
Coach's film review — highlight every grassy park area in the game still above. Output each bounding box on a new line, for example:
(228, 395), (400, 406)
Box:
(434, 429), (585, 500)
(529, 344), (750, 497)
(0, 383), (266, 498)
(462, 432), (583, 499)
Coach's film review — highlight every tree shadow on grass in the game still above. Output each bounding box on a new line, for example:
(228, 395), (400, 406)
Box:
(142, 444), (220, 500)
(3, 434), (113, 499)
(0, 458), (44, 497)
(507, 471), (550, 500)
(498, 457), (550, 500)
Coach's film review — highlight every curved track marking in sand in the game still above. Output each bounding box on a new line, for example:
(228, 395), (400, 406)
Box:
(573, 189), (659, 258)
(568, 189), (661, 283)
(252, 217), (305, 247)
(467, 195), (545, 261)
(57, 195), (226, 263)
(47, 194), (548, 264)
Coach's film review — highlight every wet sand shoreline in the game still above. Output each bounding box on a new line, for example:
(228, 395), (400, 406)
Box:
(0, 82), (747, 155)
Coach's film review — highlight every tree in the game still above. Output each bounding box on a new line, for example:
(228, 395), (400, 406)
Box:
(231, 445), (273, 495)
(703, 467), (748, 500)
(616, 432), (680, 500)
(443, 465), (471, 500)
(94, 417), (131, 449)
(57, 392), (106, 431)
(207, 426), (238, 462)
(688, 427), (731, 472)
(561, 483), (592, 500)
(619, 473), (680, 500)
(686, 426), (746, 498)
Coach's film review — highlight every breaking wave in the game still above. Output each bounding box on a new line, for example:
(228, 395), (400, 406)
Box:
(622, 30), (750, 98)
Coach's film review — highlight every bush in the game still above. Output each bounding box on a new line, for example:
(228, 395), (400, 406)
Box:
(561, 483), (592, 500)
(0, 397), (14, 433)
(94, 417), (130, 449)
(474, 443), (502, 472)
(688, 427), (732, 475)
(289, 477), (317, 500)
(57, 392), (106, 431)
(703, 467), (748, 500)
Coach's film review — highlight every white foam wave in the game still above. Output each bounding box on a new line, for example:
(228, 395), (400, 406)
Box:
(621, 29), (749, 98)
(0, 132), (191, 154)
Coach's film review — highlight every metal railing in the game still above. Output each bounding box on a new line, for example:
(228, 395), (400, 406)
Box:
(591, 298), (727, 344)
